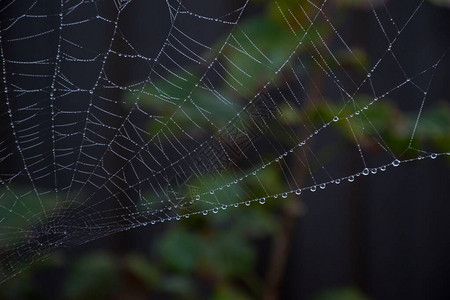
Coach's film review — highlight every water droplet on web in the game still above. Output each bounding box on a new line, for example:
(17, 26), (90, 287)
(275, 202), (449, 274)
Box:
(273, 194), (278, 198)
(363, 168), (370, 176)
(209, 190), (214, 194)
(245, 201), (251, 206)
(252, 171), (257, 175)
(310, 186), (317, 192)
(295, 189), (302, 195)
(150, 220), (156, 225)
(202, 210), (208, 216)
(176, 216), (181, 221)
(222, 204), (227, 210)
(371, 169), (377, 174)
(333, 116), (339, 122)
(380, 166), (386, 171)
(195, 195), (200, 201)
(259, 198), (266, 205)
(392, 159), (400, 167)
(431, 153), (437, 159)
(212, 207), (219, 214)
(348, 176), (355, 182)
(282, 193), (287, 198)
(335, 179), (340, 185)
(234, 203), (239, 208)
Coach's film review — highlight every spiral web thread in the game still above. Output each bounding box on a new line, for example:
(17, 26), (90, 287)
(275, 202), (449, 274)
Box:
(0, 0), (448, 282)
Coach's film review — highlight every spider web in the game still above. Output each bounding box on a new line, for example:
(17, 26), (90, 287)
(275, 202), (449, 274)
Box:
(0, 0), (448, 282)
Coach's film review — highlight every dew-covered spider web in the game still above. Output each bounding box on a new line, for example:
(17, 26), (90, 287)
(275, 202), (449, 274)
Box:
(0, 0), (448, 283)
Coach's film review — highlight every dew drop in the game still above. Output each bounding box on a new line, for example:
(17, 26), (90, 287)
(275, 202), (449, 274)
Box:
(392, 159), (400, 167)
(431, 153), (437, 159)
(202, 210), (208, 216)
(310, 186), (317, 192)
(195, 195), (200, 201)
(363, 168), (370, 176)
(380, 166), (386, 171)
(245, 201), (251, 206)
(320, 183), (326, 190)
(371, 168), (377, 174)
(282, 193), (288, 198)
(333, 116), (339, 122)
(234, 203), (239, 208)
(335, 179), (340, 185)
(259, 198), (266, 205)
(210, 190), (214, 195)
(295, 189), (302, 195)
(348, 176), (355, 182)
(213, 207), (219, 214)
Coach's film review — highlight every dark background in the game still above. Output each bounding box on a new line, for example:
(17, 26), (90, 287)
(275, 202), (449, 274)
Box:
(0, 0), (449, 299)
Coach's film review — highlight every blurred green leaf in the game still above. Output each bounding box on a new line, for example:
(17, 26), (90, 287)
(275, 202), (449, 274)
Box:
(158, 229), (204, 273)
(214, 285), (252, 300)
(125, 254), (160, 288)
(63, 252), (118, 299)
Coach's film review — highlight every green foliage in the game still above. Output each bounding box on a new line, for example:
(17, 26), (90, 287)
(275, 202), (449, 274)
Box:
(63, 252), (119, 299)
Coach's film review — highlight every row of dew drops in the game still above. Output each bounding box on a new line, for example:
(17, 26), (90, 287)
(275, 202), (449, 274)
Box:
(141, 153), (442, 226)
